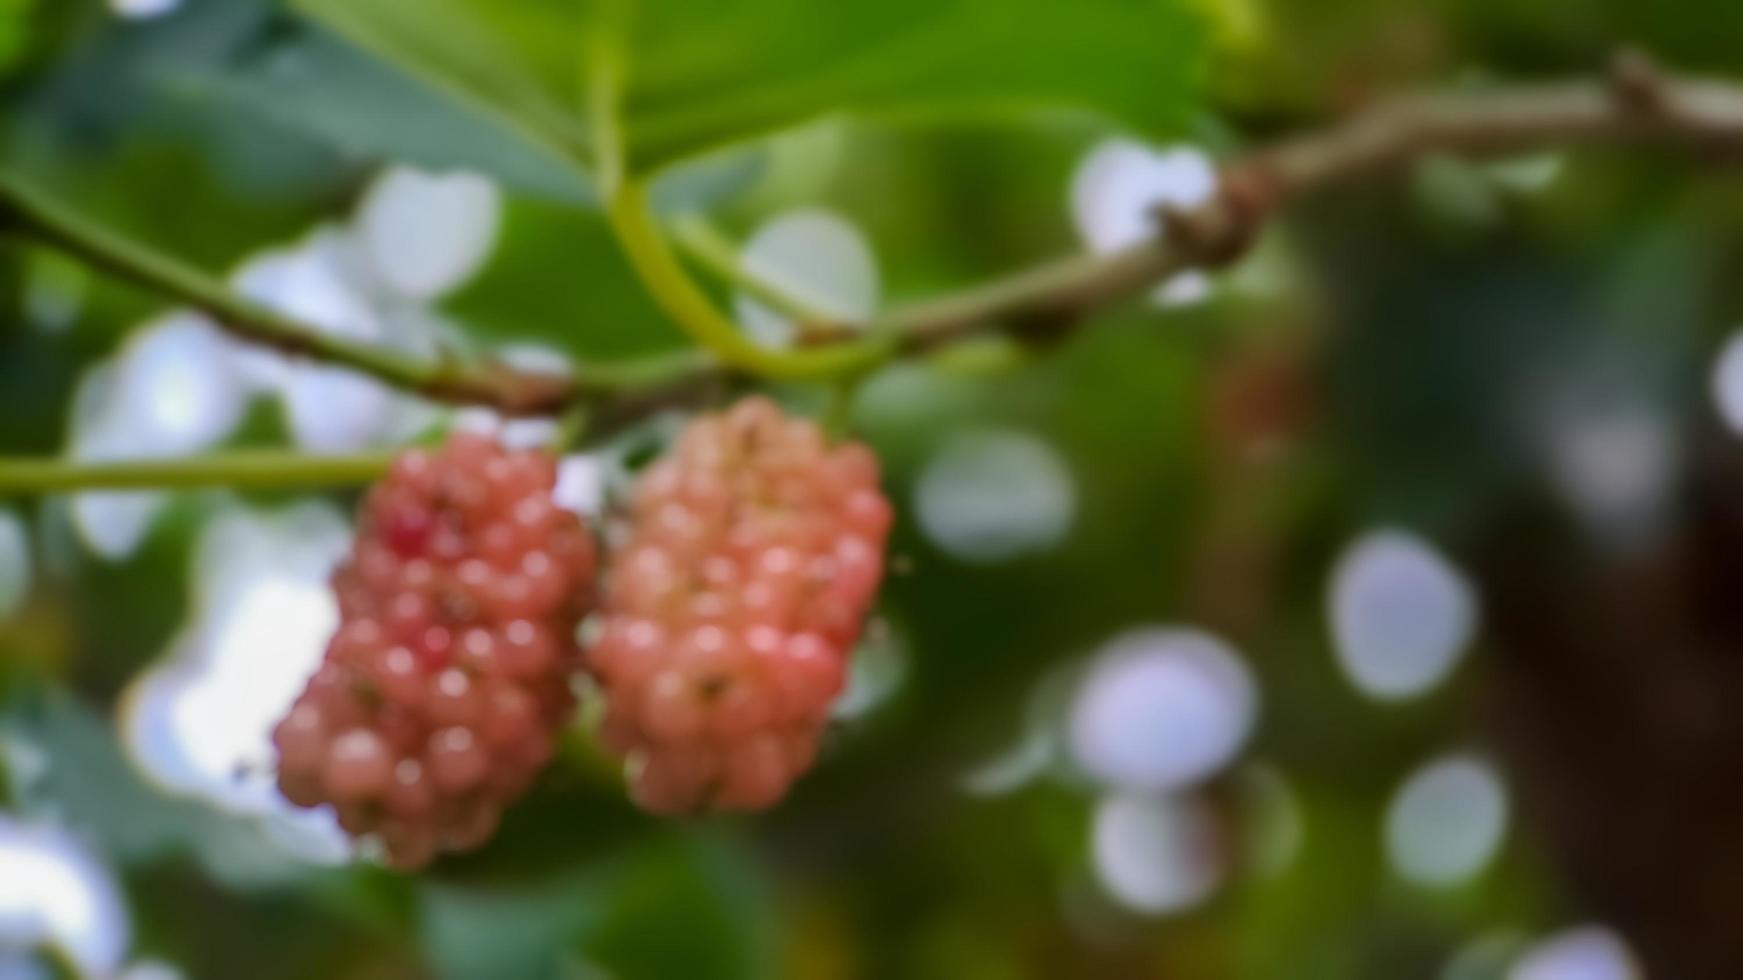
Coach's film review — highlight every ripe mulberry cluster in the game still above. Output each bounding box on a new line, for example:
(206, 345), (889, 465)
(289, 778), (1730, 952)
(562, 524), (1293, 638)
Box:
(273, 434), (594, 868)
(587, 396), (892, 814)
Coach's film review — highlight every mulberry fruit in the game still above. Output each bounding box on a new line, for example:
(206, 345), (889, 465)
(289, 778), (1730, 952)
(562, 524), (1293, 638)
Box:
(587, 397), (892, 814)
(273, 434), (595, 868)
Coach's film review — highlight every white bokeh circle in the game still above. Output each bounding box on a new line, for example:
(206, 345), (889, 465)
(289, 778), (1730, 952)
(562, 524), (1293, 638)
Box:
(1070, 139), (1217, 306)
(110, 0), (180, 19)
(231, 230), (400, 454)
(356, 168), (502, 302)
(832, 623), (908, 721)
(120, 502), (354, 864)
(1385, 754), (1508, 888)
(1541, 399), (1677, 548)
(107, 314), (249, 457)
(915, 429), (1075, 563)
(1713, 330), (1743, 437)
(67, 317), (251, 561)
(0, 818), (130, 976)
(1090, 792), (1224, 916)
(1328, 529), (1478, 701)
(1069, 628), (1258, 792)
(1508, 926), (1641, 980)
(732, 209), (880, 347)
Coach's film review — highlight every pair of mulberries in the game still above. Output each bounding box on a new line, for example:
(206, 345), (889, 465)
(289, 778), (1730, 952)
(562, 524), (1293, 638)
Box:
(271, 398), (891, 867)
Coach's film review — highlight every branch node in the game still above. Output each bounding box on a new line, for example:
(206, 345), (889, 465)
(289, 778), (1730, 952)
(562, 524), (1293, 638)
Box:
(1006, 309), (1082, 347)
(1219, 165), (1281, 230)
(793, 319), (860, 348)
(1609, 48), (1667, 117)
(1152, 180), (1265, 270)
(490, 368), (577, 417)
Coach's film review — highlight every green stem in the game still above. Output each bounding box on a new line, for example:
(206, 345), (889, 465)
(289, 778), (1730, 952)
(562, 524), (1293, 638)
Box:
(9, 61), (1737, 496)
(587, 53), (893, 382)
(549, 403), (592, 454)
(572, 347), (721, 393)
(0, 451), (396, 494)
(823, 377), (861, 440)
(605, 177), (893, 380)
(0, 175), (576, 414)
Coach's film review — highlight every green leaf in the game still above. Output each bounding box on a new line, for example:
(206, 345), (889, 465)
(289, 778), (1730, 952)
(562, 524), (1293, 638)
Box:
(421, 874), (598, 980)
(180, 25), (769, 210)
(292, 0), (1207, 175)
(288, 0), (589, 165)
(177, 30), (594, 204)
(578, 834), (776, 980)
(618, 0), (1209, 170)
(416, 832), (773, 980)
(0, 687), (346, 889)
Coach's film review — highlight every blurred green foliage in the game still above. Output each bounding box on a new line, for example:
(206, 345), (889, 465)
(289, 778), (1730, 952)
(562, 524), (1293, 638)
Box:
(4, 0), (1743, 977)
(295, 0), (1205, 174)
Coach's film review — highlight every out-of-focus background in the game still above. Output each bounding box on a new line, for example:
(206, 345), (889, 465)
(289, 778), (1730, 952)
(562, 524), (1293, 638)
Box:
(5, 0), (1743, 977)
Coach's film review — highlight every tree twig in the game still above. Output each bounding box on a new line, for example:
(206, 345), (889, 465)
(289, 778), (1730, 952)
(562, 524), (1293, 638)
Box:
(865, 52), (1743, 354)
(5, 53), (1743, 492)
(0, 451), (398, 493)
(0, 176), (590, 416)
